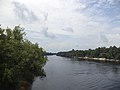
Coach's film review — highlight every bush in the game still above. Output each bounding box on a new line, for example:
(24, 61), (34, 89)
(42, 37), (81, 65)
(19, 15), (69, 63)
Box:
(0, 26), (47, 90)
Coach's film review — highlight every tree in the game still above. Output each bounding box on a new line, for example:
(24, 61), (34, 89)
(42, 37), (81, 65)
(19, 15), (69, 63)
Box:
(115, 54), (120, 60)
(0, 26), (47, 90)
(57, 46), (120, 61)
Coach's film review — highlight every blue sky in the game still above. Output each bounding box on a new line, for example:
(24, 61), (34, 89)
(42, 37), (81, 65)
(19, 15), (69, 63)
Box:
(0, 0), (120, 52)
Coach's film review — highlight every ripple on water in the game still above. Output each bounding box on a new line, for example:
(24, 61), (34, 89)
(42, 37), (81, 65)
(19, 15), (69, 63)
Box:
(32, 56), (120, 90)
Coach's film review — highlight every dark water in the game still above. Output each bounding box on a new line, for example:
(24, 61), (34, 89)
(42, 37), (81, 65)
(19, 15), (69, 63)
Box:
(32, 55), (120, 90)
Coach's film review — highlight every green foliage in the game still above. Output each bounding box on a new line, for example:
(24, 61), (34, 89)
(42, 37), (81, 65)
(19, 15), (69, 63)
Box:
(115, 54), (120, 60)
(0, 26), (47, 90)
(57, 46), (120, 60)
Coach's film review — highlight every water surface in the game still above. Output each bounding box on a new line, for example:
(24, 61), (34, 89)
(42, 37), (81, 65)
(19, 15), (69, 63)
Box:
(32, 55), (120, 90)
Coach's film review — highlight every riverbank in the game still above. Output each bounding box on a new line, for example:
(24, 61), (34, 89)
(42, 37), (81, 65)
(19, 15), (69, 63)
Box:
(56, 54), (120, 64)
(78, 57), (120, 63)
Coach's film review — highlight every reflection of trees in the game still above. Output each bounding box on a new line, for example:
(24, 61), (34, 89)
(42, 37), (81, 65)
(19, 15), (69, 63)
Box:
(95, 63), (120, 82)
(95, 63), (120, 75)
(111, 65), (120, 74)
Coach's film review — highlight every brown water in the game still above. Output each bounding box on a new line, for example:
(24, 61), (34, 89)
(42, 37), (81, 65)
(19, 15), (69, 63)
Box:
(32, 55), (120, 90)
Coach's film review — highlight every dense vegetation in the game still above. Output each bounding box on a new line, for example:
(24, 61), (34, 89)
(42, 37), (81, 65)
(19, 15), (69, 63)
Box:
(44, 52), (56, 55)
(0, 26), (47, 90)
(57, 46), (120, 60)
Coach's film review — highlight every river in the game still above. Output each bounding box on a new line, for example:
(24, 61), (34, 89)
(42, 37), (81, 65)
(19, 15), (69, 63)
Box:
(32, 55), (120, 90)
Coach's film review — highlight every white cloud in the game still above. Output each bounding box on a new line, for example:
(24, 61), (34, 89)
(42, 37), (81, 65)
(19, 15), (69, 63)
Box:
(62, 27), (74, 33)
(0, 0), (120, 52)
(0, 0), (16, 26)
(107, 34), (120, 46)
(13, 2), (38, 23)
(115, 27), (120, 31)
(41, 27), (56, 39)
(98, 33), (109, 43)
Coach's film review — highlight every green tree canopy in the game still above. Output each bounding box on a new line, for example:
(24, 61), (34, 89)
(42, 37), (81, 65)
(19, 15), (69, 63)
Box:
(57, 46), (120, 60)
(0, 25), (47, 90)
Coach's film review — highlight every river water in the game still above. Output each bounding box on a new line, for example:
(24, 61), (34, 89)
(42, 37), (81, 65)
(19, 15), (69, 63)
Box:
(32, 55), (120, 90)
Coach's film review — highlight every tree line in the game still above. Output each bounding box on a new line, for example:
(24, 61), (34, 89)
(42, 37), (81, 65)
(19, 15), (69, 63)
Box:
(0, 26), (47, 90)
(44, 52), (56, 55)
(57, 46), (120, 60)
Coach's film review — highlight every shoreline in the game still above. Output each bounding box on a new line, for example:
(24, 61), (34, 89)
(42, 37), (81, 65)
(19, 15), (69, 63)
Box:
(57, 55), (120, 64)
(78, 57), (120, 63)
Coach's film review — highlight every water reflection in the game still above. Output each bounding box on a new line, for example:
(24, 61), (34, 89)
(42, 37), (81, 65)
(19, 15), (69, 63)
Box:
(32, 56), (120, 90)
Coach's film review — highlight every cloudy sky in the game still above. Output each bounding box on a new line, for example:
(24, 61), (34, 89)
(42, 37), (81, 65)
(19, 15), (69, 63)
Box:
(0, 0), (120, 52)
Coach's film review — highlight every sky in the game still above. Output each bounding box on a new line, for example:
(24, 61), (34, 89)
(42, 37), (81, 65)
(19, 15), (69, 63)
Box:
(0, 0), (120, 52)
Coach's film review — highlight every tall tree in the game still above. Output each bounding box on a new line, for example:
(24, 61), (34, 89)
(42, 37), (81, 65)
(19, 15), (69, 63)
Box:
(0, 26), (47, 90)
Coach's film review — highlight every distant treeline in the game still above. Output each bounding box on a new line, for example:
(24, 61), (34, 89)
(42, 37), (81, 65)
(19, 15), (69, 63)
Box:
(57, 46), (120, 60)
(44, 52), (56, 55)
(0, 26), (47, 90)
